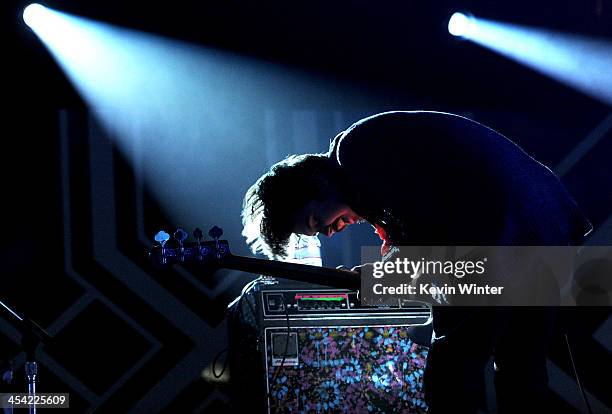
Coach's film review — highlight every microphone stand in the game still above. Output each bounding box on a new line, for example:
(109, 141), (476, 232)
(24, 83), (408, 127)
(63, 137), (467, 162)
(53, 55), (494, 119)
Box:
(0, 298), (53, 414)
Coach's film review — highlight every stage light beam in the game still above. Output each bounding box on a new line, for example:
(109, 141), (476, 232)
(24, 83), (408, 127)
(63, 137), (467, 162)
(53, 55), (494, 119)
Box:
(447, 11), (612, 106)
(23, 4), (365, 238)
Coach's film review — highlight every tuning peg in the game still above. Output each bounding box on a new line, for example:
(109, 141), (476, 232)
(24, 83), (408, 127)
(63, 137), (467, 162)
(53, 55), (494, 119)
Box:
(209, 226), (223, 259)
(208, 226), (223, 240)
(154, 230), (170, 247)
(174, 228), (188, 244)
(154, 230), (170, 265)
(193, 228), (204, 243)
(173, 229), (188, 263)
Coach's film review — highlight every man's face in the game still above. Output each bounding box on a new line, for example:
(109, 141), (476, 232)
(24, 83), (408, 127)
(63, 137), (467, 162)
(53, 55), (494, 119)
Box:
(293, 198), (363, 237)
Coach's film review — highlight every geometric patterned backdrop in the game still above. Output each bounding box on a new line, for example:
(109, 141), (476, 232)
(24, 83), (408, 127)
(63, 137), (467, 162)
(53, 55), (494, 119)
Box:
(1, 108), (235, 413)
(50, 110), (235, 412)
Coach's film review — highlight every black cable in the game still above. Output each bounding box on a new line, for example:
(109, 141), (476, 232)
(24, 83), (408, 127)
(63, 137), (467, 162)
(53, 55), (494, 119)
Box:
(266, 295), (291, 404)
(219, 278), (260, 381)
(239, 278), (260, 317)
(229, 279), (291, 407)
(564, 333), (594, 414)
(228, 277), (259, 324)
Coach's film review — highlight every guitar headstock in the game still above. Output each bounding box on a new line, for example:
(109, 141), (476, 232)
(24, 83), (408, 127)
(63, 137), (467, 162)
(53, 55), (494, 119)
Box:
(149, 226), (231, 266)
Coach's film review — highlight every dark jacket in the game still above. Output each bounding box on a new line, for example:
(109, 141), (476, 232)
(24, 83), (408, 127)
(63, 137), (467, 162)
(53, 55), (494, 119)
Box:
(330, 111), (592, 247)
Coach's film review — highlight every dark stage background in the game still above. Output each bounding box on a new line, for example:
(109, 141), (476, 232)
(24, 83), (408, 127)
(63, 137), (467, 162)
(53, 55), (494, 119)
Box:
(3, 0), (612, 412)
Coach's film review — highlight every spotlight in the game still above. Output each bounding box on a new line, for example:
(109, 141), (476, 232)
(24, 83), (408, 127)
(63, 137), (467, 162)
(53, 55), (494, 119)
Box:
(446, 12), (612, 106)
(23, 3), (47, 28)
(448, 12), (475, 37)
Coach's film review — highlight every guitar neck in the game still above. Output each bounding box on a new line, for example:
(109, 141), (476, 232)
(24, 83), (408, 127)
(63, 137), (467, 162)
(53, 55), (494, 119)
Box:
(220, 254), (361, 290)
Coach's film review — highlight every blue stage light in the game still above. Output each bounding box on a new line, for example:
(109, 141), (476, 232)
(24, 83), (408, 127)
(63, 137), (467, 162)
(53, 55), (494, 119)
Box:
(449, 13), (612, 106)
(448, 12), (475, 37)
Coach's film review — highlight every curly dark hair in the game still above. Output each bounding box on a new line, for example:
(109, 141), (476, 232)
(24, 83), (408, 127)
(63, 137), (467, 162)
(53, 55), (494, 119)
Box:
(242, 153), (344, 259)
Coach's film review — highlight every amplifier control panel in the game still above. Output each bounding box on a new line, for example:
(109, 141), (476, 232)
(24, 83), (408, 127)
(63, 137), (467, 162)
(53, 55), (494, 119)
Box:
(261, 289), (430, 320)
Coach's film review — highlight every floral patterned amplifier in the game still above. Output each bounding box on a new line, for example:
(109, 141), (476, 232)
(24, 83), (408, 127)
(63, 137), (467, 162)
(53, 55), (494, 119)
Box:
(267, 325), (429, 413)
